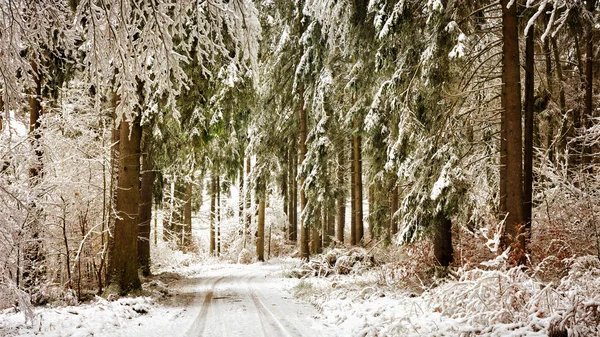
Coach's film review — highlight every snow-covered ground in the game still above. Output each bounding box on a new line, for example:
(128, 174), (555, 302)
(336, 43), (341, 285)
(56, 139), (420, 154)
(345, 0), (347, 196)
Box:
(0, 261), (334, 337)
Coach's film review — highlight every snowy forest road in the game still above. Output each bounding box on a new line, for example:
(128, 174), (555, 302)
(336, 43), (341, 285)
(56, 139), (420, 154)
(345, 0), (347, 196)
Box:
(179, 263), (333, 337)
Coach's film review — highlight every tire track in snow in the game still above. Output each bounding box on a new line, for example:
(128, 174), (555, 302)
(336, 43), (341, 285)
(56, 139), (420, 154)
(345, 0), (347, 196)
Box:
(185, 275), (226, 337)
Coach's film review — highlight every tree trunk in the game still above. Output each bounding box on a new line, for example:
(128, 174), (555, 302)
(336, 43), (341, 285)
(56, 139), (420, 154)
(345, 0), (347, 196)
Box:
(543, 18), (554, 164)
(107, 116), (142, 294)
(433, 212), (453, 267)
(137, 132), (154, 277)
(291, 148), (298, 241)
(299, 84), (309, 260)
(390, 185), (399, 236)
(336, 146), (346, 243)
(245, 157), (251, 240)
(257, 198), (265, 261)
(368, 184), (374, 239)
(551, 38), (567, 159)
(183, 181), (192, 249)
(217, 175), (221, 255)
(584, 0), (596, 166)
(287, 148), (294, 241)
(210, 175), (216, 254)
(350, 137), (356, 246)
(23, 60), (44, 301)
(523, 20), (535, 242)
(353, 121), (364, 245)
(501, 0), (525, 264)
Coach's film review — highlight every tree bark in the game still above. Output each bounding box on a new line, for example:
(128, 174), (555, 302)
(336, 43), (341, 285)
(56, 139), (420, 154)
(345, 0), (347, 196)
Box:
(390, 185), (399, 236)
(551, 38), (567, 159)
(336, 145), (346, 243)
(523, 19), (535, 242)
(584, 0), (596, 166)
(183, 181), (192, 249)
(217, 175), (221, 255)
(350, 137), (356, 246)
(245, 157), (251, 240)
(210, 174), (216, 254)
(107, 116), (142, 294)
(138, 132), (154, 277)
(257, 198), (265, 261)
(543, 19), (554, 164)
(291, 148), (298, 241)
(299, 84), (309, 260)
(353, 121), (364, 245)
(433, 212), (453, 267)
(501, 0), (525, 264)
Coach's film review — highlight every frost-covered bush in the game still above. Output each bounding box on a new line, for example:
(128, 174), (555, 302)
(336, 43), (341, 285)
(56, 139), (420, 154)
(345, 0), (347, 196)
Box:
(431, 255), (600, 336)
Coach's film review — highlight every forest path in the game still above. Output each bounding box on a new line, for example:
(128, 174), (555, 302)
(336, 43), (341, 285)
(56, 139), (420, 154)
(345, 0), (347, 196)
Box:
(174, 262), (334, 337)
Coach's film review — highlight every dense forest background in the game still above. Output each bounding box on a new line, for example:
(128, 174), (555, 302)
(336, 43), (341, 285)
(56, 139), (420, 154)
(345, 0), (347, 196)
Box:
(1, 1), (599, 332)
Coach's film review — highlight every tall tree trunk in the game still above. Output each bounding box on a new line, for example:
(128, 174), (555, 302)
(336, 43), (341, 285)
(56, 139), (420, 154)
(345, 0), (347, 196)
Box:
(209, 174), (216, 255)
(217, 175), (221, 255)
(327, 199), (335, 247)
(245, 157), (251, 240)
(433, 212), (453, 267)
(543, 19), (554, 164)
(257, 197), (265, 261)
(501, 0), (525, 264)
(299, 84), (309, 260)
(107, 115), (142, 294)
(584, 0), (596, 166)
(523, 20), (535, 242)
(291, 148), (298, 241)
(336, 146), (346, 243)
(353, 121), (364, 245)
(23, 60), (44, 300)
(287, 148), (294, 241)
(183, 181), (192, 249)
(551, 38), (568, 159)
(239, 166), (244, 225)
(368, 184), (374, 239)
(137, 132), (154, 277)
(350, 138), (356, 246)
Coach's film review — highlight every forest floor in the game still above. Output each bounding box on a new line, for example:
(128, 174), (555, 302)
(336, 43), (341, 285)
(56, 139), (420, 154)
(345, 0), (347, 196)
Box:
(1, 246), (599, 336)
(0, 260), (335, 337)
